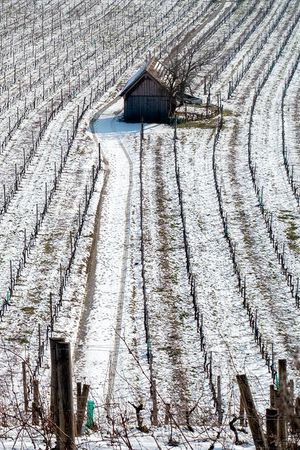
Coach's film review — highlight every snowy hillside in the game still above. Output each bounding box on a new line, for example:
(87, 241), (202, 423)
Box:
(0, 0), (300, 448)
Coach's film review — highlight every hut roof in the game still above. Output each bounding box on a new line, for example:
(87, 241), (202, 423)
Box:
(119, 58), (169, 96)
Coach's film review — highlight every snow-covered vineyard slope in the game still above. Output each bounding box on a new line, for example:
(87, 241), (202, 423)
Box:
(1, 0), (300, 446)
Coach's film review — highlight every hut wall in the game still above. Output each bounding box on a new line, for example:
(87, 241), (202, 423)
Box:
(130, 77), (165, 97)
(124, 75), (170, 123)
(124, 95), (169, 122)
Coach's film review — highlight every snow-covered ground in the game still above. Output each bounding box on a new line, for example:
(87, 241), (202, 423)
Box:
(1, 0), (300, 448)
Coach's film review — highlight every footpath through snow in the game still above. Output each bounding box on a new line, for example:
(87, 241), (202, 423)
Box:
(73, 101), (156, 416)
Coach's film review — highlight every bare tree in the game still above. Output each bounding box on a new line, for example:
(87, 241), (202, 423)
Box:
(164, 47), (200, 109)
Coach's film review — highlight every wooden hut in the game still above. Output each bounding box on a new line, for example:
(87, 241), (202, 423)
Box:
(120, 59), (174, 123)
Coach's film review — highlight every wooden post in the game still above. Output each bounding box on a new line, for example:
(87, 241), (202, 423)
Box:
(3, 184), (6, 212)
(76, 383), (90, 436)
(288, 379), (294, 412)
(287, 379), (295, 430)
(164, 403), (171, 425)
(236, 374), (267, 449)
(129, 402), (146, 431)
(271, 343), (275, 375)
(59, 263), (63, 289)
(22, 361), (28, 412)
(278, 359), (287, 449)
(15, 164), (18, 191)
(76, 382), (82, 434)
(45, 182), (48, 210)
(270, 384), (276, 408)
(151, 378), (158, 426)
(50, 293), (53, 331)
(24, 228), (27, 250)
(70, 231), (73, 254)
(92, 165), (95, 189)
(98, 143), (101, 169)
(36, 203), (39, 229)
(217, 375), (222, 425)
(38, 323), (41, 365)
(239, 393), (245, 427)
(292, 397), (300, 433)
(10, 260), (13, 293)
(54, 162), (57, 190)
(174, 116), (177, 140)
(266, 408), (278, 450)
(50, 337), (65, 449)
(56, 341), (75, 450)
(32, 379), (39, 425)
(77, 382), (81, 410)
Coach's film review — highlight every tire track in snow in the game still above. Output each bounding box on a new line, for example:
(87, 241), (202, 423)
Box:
(104, 118), (133, 413)
(73, 102), (134, 417)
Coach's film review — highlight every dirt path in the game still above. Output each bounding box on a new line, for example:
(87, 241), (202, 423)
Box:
(73, 99), (134, 416)
(104, 131), (133, 413)
(73, 99), (117, 365)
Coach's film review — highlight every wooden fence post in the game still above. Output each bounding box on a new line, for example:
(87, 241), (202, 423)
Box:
(22, 361), (28, 412)
(239, 394), (245, 427)
(270, 384), (276, 408)
(151, 378), (158, 426)
(32, 379), (39, 426)
(217, 375), (223, 424)
(56, 341), (75, 450)
(164, 403), (171, 425)
(236, 374), (267, 449)
(278, 359), (287, 449)
(288, 379), (295, 424)
(50, 337), (65, 450)
(266, 408), (278, 450)
(291, 397), (300, 433)
(76, 382), (90, 436)
(77, 382), (81, 424)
